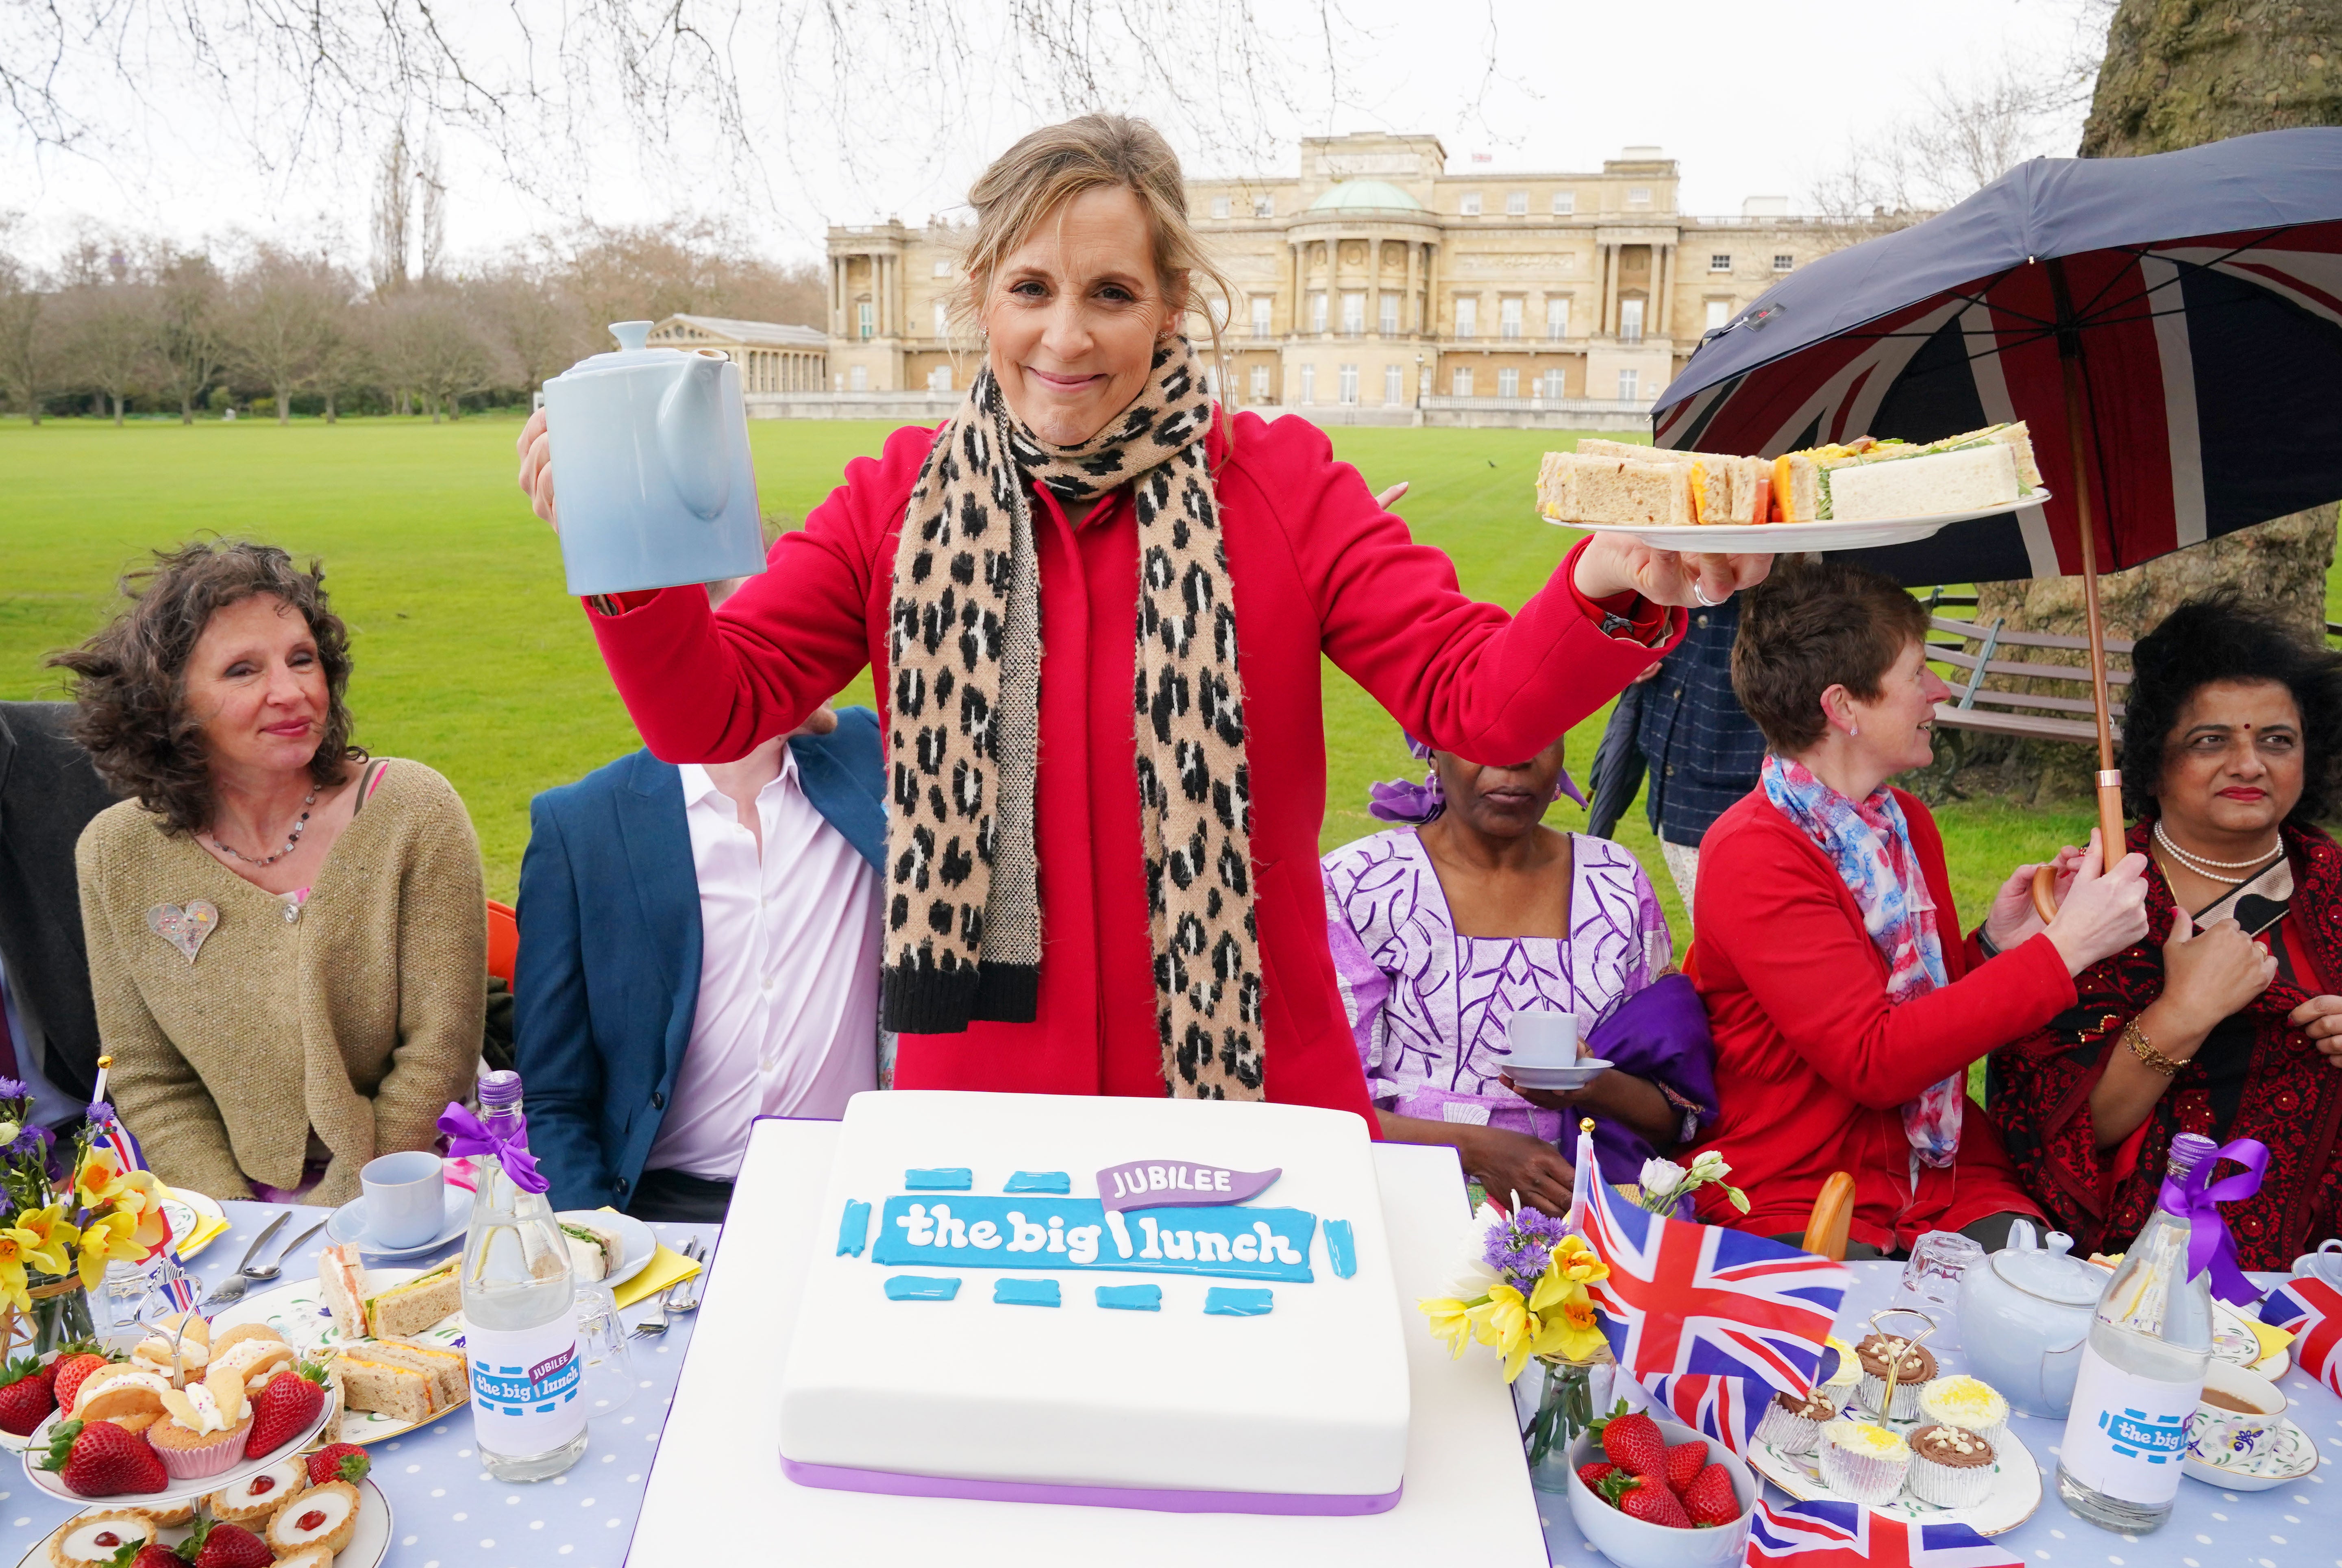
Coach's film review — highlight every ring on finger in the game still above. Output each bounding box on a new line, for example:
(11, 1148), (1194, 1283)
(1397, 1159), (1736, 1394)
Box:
(1693, 581), (1723, 608)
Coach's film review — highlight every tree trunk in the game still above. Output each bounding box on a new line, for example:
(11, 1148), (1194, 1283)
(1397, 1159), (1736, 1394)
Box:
(1961, 0), (2342, 799)
(180, 392), (194, 425)
(325, 390), (337, 424)
(277, 388), (291, 424)
(112, 392), (123, 426)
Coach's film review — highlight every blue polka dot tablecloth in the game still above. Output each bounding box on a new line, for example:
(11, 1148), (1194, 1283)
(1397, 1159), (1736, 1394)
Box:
(5, 1200), (715, 1568)
(1541, 1263), (2341, 1567)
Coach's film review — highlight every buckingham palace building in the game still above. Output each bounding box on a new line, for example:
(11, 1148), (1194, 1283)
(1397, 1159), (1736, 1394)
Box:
(805, 133), (1904, 428)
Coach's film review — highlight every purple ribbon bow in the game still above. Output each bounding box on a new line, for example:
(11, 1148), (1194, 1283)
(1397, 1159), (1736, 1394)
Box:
(438, 1102), (549, 1194)
(2157, 1137), (2267, 1307)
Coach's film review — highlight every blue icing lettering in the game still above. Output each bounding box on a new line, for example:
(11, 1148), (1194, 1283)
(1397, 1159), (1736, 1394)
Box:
(1004, 1171), (1071, 1193)
(836, 1199), (872, 1257)
(994, 1278), (1061, 1308)
(1324, 1219), (1357, 1279)
(904, 1167), (972, 1190)
(1204, 1287), (1274, 1317)
(1095, 1284), (1162, 1311)
(873, 1196), (1314, 1283)
(884, 1275), (962, 1301)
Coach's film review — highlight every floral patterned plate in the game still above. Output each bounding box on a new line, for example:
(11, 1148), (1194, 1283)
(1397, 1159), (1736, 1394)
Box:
(1741, 1392), (2043, 1536)
(211, 1267), (467, 1445)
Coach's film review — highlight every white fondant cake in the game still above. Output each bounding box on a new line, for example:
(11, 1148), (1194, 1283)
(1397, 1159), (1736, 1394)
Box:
(776, 1091), (1410, 1508)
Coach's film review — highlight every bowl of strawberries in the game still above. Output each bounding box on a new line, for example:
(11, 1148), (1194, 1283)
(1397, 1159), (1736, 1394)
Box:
(1567, 1401), (1756, 1568)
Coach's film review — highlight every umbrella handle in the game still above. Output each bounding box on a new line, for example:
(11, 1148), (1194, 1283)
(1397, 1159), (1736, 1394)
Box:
(2031, 863), (2060, 926)
(2028, 774), (2129, 926)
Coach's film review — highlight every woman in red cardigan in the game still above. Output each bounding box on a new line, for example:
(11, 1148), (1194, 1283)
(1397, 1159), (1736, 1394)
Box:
(1684, 562), (2150, 1257)
(514, 114), (1771, 1120)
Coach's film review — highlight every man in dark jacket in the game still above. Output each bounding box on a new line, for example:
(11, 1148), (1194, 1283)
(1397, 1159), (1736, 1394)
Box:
(0, 701), (118, 1123)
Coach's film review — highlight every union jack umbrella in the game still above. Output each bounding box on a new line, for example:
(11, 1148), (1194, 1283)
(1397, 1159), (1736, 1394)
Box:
(1746, 1498), (2022, 1568)
(2257, 1275), (2342, 1398)
(1655, 127), (2342, 862)
(1574, 1124), (1851, 1396)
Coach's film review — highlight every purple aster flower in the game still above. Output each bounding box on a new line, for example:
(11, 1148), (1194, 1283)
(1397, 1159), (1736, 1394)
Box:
(7, 1125), (52, 1159)
(0, 1077), (25, 1100)
(86, 1101), (115, 1125)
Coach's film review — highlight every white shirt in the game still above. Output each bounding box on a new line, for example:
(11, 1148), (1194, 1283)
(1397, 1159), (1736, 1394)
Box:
(644, 749), (882, 1182)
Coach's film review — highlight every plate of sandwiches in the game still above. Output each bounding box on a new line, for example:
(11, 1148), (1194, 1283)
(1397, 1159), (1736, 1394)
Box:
(1536, 425), (2050, 553)
(557, 1209), (655, 1290)
(210, 1244), (469, 1444)
(22, 1477), (391, 1568)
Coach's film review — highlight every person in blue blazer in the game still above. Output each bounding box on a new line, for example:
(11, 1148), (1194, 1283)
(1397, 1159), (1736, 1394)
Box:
(514, 702), (886, 1221)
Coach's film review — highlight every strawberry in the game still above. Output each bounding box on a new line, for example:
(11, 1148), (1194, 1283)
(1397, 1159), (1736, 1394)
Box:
(1600, 1468), (1693, 1527)
(50, 1351), (117, 1412)
(102, 1545), (182, 1568)
(1664, 1440), (1707, 1492)
(35, 1416), (168, 1495)
(1682, 1461), (1743, 1527)
(307, 1439), (373, 1484)
(183, 1518), (274, 1568)
(1576, 1460), (1617, 1490)
(244, 1361), (328, 1457)
(0, 1355), (55, 1435)
(1589, 1399), (1669, 1479)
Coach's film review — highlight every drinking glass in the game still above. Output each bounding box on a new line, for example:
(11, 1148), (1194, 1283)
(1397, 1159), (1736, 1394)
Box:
(1899, 1230), (1984, 1310)
(574, 1283), (636, 1416)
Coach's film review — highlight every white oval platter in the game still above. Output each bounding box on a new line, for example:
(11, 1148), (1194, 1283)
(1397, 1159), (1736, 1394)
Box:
(1547, 491), (2053, 555)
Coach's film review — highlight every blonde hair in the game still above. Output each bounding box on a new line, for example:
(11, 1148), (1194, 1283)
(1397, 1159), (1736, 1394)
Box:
(949, 114), (1234, 396)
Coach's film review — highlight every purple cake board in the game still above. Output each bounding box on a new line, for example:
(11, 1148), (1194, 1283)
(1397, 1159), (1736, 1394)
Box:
(780, 1455), (1404, 1516)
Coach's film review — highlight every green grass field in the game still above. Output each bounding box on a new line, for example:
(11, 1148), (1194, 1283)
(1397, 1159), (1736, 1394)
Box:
(0, 414), (2098, 949)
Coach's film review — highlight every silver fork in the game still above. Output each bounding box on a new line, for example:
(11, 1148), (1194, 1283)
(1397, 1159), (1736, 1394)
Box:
(628, 1237), (704, 1338)
(201, 1211), (290, 1307)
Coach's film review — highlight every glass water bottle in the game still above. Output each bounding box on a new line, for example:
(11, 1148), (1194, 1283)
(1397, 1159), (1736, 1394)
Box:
(459, 1069), (588, 1480)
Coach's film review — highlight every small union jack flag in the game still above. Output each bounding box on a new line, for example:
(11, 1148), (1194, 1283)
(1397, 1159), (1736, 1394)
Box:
(1747, 1498), (2022, 1568)
(2258, 1276), (2342, 1397)
(1574, 1125), (1851, 1396)
(1617, 1371), (1762, 1454)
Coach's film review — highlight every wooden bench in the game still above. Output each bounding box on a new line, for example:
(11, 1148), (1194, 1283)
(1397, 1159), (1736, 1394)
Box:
(1922, 612), (2132, 771)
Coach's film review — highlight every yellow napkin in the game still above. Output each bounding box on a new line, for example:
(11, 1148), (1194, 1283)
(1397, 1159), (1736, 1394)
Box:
(612, 1244), (703, 1310)
(2249, 1317), (2296, 1362)
(175, 1215), (231, 1260)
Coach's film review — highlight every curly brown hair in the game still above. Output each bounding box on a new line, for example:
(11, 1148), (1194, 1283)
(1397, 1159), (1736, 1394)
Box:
(47, 540), (366, 834)
(1731, 558), (1929, 754)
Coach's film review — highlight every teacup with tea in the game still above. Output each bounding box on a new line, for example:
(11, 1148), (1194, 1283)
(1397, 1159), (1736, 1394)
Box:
(2187, 1360), (2288, 1465)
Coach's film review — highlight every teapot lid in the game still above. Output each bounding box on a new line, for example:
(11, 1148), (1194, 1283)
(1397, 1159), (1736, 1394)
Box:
(1989, 1231), (2103, 1306)
(555, 320), (682, 375)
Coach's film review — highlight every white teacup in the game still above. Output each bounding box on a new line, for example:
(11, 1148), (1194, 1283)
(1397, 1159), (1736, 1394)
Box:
(2187, 1360), (2288, 1465)
(361, 1150), (447, 1248)
(2290, 1238), (2342, 1288)
(1504, 1009), (1579, 1068)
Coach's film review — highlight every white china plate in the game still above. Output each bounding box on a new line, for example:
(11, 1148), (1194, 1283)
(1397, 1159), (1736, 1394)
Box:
(211, 1267), (468, 1445)
(2211, 1297), (2292, 1379)
(2185, 1412), (2320, 1490)
(161, 1187), (229, 1261)
(19, 1388), (333, 1508)
(1504, 1058), (1614, 1091)
(15, 1476), (391, 1568)
(324, 1187), (470, 1258)
(557, 1209), (656, 1291)
(1742, 1395), (2043, 1536)
(1551, 491), (2053, 554)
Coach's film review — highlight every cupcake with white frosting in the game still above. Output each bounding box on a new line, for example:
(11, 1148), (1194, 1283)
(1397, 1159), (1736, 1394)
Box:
(1818, 1418), (1911, 1504)
(1917, 1374), (2010, 1452)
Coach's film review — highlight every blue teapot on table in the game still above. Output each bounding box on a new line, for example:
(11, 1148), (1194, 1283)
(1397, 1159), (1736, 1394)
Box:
(540, 320), (768, 596)
(1955, 1219), (2107, 1417)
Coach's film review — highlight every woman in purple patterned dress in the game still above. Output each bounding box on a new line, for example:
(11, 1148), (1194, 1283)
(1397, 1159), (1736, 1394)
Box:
(1323, 736), (1717, 1217)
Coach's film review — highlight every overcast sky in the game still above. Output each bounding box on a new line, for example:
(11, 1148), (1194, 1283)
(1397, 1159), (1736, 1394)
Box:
(1, 0), (2102, 269)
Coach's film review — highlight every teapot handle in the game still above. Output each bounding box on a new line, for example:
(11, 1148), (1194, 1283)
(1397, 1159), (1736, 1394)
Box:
(657, 353), (733, 521)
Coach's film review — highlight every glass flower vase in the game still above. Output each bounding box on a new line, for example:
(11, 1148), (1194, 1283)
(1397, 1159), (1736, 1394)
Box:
(1523, 1356), (1598, 1492)
(0, 1273), (97, 1361)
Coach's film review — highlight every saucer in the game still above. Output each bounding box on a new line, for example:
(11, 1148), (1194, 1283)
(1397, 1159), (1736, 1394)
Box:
(2184, 1412), (2320, 1490)
(325, 1185), (469, 1257)
(1505, 1057), (1613, 1092)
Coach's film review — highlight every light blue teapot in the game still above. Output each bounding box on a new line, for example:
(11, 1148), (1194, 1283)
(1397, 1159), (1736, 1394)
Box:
(1955, 1220), (2106, 1417)
(541, 320), (768, 596)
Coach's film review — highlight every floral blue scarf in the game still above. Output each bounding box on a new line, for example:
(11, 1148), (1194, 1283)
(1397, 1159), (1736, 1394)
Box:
(1761, 754), (1963, 1169)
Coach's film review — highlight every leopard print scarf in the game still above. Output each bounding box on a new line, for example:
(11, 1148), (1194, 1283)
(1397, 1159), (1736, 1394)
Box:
(881, 338), (1266, 1099)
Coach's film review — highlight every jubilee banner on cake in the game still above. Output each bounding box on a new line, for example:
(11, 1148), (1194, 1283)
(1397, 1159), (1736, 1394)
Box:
(870, 1195), (1317, 1283)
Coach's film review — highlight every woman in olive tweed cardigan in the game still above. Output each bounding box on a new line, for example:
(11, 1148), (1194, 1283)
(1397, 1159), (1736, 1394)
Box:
(76, 760), (486, 1206)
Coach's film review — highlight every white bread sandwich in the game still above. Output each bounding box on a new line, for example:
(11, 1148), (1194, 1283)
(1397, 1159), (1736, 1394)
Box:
(1771, 421), (2040, 522)
(317, 1243), (368, 1339)
(320, 1246), (462, 1341)
(330, 1348), (434, 1424)
(1575, 440), (1773, 524)
(561, 1220), (623, 1284)
(1827, 440), (2020, 522)
(1537, 450), (1695, 526)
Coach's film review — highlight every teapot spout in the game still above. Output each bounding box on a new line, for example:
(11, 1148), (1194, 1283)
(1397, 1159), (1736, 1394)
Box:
(658, 352), (734, 520)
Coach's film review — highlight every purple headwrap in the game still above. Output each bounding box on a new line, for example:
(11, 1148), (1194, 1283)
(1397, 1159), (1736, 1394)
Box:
(1366, 733), (1585, 825)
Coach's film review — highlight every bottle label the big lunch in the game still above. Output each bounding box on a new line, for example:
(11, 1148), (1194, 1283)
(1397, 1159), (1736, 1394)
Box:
(464, 1317), (586, 1454)
(2059, 1345), (2196, 1505)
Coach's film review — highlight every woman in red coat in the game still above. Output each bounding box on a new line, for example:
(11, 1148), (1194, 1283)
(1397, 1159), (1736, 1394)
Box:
(515, 114), (1770, 1120)
(1684, 562), (2150, 1256)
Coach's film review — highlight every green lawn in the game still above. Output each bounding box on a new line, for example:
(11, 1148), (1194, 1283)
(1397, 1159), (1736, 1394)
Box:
(0, 415), (2095, 947)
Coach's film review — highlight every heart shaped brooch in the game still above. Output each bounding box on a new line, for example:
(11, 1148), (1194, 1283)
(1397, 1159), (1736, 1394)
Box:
(147, 900), (221, 964)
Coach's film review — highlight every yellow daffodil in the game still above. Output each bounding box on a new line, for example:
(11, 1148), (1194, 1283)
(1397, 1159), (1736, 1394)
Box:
(1419, 1296), (1480, 1359)
(1474, 1284), (1540, 1380)
(0, 1210), (72, 1314)
(1549, 1234), (1611, 1286)
(73, 1192), (172, 1287)
(1531, 1290), (1613, 1363)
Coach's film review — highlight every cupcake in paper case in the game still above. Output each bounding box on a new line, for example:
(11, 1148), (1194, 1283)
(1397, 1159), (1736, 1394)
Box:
(1818, 1418), (1911, 1504)
(1818, 1334), (1862, 1398)
(1854, 1333), (1937, 1420)
(1917, 1374), (2010, 1451)
(146, 1365), (253, 1480)
(1905, 1422), (1996, 1508)
(1754, 1387), (1841, 1455)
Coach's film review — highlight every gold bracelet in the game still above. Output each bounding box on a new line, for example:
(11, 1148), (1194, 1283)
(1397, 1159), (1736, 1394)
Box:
(2122, 1019), (2182, 1078)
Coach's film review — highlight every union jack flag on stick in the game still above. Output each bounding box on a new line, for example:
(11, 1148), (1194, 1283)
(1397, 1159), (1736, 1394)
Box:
(1746, 1498), (2022, 1568)
(1574, 1123), (1851, 1396)
(1615, 1371), (1762, 1454)
(2258, 1276), (2342, 1397)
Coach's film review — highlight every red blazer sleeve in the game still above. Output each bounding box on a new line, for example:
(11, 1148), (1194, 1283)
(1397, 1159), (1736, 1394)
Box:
(1701, 796), (2076, 1110)
(1230, 416), (1684, 766)
(582, 422), (935, 763)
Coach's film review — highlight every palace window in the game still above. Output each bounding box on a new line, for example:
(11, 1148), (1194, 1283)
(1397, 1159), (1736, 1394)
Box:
(1541, 368), (1566, 400)
(1620, 298), (1645, 343)
(1341, 292), (1365, 335)
(1249, 364), (1271, 401)
(1497, 368), (1519, 398)
(1211, 195), (1232, 218)
(1251, 295), (1273, 337)
(1339, 363), (1360, 404)
(1628, 186), (1652, 207)
(1774, 253), (1795, 272)
(1300, 364), (1317, 403)
(856, 301), (874, 340)
(1552, 191), (1575, 215)
(1617, 369), (1639, 401)
(1452, 366), (1474, 396)
(1706, 299), (1730, 330)
(1310, 292), (1328, 334)
(1460, 191), (1482, 216)
(932, 259), (952, 277)
(1500, 297), (1523, 340)
(1546, 298), (1569, 339)
(934, 301), (949, 337)
(1380, 294), (1399, 335)
(1384, 364), (1404, 404)
(1709, 254), (1732, 272)
(1506, 190), (1528, 216)
(1253, 195), (1275, 218)
(1454, 297), (1477, 339)
(850, 364), (869, 390)
(927, 365), (950, 391)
